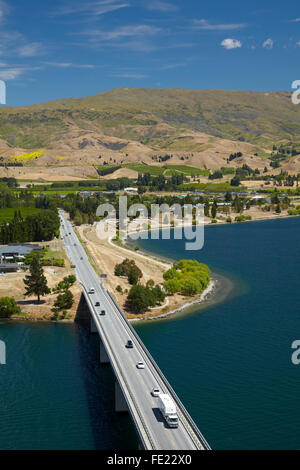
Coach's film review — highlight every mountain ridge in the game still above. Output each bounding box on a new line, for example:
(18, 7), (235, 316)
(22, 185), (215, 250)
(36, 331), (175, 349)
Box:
(0, 88), (299, 180)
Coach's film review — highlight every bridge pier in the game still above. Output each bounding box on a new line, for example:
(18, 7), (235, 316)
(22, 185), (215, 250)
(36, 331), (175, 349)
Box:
(115, 381), (128, 413)
(100, 339), (110, 364)
(90, 316), (97, 333)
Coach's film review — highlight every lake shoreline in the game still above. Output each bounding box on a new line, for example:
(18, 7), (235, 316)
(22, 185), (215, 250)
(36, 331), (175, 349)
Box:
(122, 235), (231, 322)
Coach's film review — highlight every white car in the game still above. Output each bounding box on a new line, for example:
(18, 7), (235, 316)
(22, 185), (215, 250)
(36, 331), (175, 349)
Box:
(151, 387), (160, 397)
(136, 361), (145, 369)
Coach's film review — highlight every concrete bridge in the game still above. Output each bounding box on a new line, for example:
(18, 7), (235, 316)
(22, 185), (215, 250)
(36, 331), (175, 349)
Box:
(59, 210), (211, 451)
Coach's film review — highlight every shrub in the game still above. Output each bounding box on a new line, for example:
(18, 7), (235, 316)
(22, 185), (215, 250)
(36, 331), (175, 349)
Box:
(163, 259), (210, 297)
(125, 283), (166, 314)
(54, 289), (74, 310)
(114, 258), (142, 284)
(0, 297), (21, 318)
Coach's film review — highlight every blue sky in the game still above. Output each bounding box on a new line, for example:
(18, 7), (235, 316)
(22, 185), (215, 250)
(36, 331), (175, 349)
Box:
(1, 0), (300, 105)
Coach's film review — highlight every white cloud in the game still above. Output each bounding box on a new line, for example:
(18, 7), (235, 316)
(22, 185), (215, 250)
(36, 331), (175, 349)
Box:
(262, 38), (274, 49)
(18, 42), (43, 57)
(111, 72), (147, 79)
(0, 68), (23, 80)
(144, 1), (178, 12)
(221, 38), (242, 50)
(83, 24), (160, 41)
(194, 19), (246, 31)
(0, 0), (9, 24)
(290, 18), (300, 22)
(296, 41), (300, 47)
(159, 62), (185, 70)
(44, 62), (95, 68)
(0, 66), (41, 80)
(57, 1), (129, 17)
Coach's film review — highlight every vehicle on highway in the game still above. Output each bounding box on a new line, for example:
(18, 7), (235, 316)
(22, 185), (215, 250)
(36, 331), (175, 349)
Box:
(69, 232), (71, 235)
(100, 310), (106, 315)
(158, 394), (179, 428)
(80, 257), (83, 260)
(95, 301), (100, 307)
(136, 361), (145, 369)
(90, 287), (95, 294)
(71, 265), (76, 269)
(125, 340), (133, 348)
(151, 387), (160, 397)
(74, 243), (76, 246)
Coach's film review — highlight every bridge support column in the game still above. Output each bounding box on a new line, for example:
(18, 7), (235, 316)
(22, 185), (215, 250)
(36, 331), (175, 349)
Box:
(90, 315), (97, 333)
(115, 381), (128, 413)
(100, 339), (110, 364)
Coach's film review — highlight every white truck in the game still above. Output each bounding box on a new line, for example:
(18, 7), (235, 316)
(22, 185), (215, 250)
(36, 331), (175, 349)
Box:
(158, 394), (179, 428)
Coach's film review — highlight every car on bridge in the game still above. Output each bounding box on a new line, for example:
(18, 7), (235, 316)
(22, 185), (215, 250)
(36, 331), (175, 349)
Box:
(136, 361), (145, 369)
(125, 340), (133, 348)
(89, 287), (95, 294)
(95, 301), (100, 307)
(151, 387), (160, 397)
(100, 310), (106, 315)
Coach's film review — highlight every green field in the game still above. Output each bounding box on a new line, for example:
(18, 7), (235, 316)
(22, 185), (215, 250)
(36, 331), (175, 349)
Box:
(124, 163), (165, 176)
(0, 207), (44, 222)
(179, 182), (241, 192)
(163, 165), (210, 177)
(124, 163), (210, 177)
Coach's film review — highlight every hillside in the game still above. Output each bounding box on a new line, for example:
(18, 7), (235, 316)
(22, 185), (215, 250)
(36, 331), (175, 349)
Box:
(0, 88), (300, 180)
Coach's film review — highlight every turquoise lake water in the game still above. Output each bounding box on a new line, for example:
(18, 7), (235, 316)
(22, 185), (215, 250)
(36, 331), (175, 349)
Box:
(0, 217), (300, 449)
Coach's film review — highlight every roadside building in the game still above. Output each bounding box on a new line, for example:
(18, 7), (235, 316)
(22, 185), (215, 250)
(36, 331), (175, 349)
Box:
(0, 244), (43, 263)
(0, 263), (21, 273)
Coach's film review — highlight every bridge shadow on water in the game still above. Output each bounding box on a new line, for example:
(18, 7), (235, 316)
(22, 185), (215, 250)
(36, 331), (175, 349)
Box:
(73, 294), (139, 450)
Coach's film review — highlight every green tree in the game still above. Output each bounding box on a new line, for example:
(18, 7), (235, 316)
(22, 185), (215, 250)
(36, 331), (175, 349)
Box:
(128, 267), (139, 285)
(0, 297), (21, 318)
(211, 202), (217, 219)
(24, 253), (50, 302)
(230, 175), (241, 187)
(146, 279), (155, 288)
(125, 285), (152, 314)
(54, 289), (74, 310)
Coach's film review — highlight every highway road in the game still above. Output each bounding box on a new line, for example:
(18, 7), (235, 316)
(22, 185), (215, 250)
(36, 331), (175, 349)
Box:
(59, 210), (210, 451)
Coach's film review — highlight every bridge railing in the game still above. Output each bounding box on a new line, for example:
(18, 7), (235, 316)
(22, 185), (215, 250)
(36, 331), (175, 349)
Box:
(106, 290), (211, 450)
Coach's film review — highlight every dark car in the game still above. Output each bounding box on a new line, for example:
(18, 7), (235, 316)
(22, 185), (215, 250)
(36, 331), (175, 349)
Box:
(95, 301), (100, 307)
(125, 340), (133, 348)
(100, 310), (106, 315)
